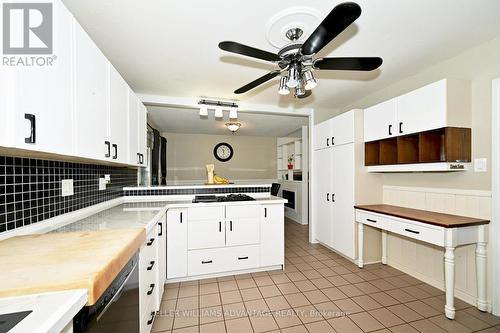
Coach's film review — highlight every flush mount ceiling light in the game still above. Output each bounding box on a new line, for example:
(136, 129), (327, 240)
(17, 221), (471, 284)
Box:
(229, 107), (238, 119)
(225, 122), (241, 133)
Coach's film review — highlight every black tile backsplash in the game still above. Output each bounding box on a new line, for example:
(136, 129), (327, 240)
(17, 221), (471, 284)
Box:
(0, 156), (137, 233)
(123, 186), (271, 197)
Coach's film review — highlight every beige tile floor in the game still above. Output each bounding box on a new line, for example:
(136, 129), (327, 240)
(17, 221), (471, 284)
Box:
(153, 220), (500, 333)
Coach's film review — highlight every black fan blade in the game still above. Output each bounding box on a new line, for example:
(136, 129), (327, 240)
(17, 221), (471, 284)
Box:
(234, 70), (281, 94)
(314, 57), (383, 71)
(219, 41), (281, 62)
(301, 2), (361, 56)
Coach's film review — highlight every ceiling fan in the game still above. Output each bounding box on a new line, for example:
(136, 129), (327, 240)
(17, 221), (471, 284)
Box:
(218, 2), (383, 99)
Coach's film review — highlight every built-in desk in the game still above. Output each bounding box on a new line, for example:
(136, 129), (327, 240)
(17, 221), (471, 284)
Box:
(355, 204), (489, 320)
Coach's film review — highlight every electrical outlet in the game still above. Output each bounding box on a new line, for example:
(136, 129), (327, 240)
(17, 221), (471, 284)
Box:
(99, 178), (107, 191)
(474, 158), (487, 172)
(61, 179), (74, 197)
(104, 174), (111, 182)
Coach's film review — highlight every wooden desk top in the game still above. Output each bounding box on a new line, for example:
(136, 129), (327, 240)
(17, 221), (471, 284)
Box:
(355, 204), (489, 228)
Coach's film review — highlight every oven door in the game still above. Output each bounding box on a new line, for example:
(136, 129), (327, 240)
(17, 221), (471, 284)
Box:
(77, 258), (140, 333)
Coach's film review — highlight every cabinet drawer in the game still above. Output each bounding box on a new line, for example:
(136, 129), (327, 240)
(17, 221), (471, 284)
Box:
(188, 248), (226, 276)
(225, 245), (260, 271)
(188, 206), (224, 220)
(355, 210), (391, 230)
(225, 205), (260, 218)
(390, 220), (445, 246)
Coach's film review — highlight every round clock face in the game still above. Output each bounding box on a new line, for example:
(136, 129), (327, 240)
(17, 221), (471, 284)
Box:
(214, 143), (233, 162)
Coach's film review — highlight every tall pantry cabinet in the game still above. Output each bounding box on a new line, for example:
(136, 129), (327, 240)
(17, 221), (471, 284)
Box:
(313, 110), (382, 261)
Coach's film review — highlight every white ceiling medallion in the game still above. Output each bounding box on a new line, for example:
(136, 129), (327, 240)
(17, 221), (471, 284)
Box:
(265, 6), (322, 49)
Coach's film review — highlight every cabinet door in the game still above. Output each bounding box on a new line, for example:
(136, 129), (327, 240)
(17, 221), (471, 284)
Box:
(9, 1), (74, 155)
(156, 218), (166, 309)
(364, 99), (397, 142)
(397, 79), (447, 135)
(330, 111), (354, 146)
(188, 219), (225, 250)
(166, 209), (187, 279)
(138, 102), (148, 167)
(314, 120), (330, 150)
(260, 204), (284, 267)
(313, 148), (333, 245)
(226, 218), (260, 247)
(331, 144), (355, 259)
(128, 90), (140, 165)
(73, 23), (109, 161)
(108, 65), (129, 163)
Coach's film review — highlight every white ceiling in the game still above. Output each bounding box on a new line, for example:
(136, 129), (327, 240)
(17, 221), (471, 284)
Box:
(148, 106), (307, 137)
(62, 0), (500, 110)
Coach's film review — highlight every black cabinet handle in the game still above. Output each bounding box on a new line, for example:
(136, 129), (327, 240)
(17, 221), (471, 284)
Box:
(404, 228), (420, 235)
(158, 222), (163, 236)
(388, 124), (393, 136)
(147, 311), (155, 325)
(326, 138), (329, 147)
(147, 238), (155, 246)
(112, 144), (118, 159)
(332, 193), (335, 202)
(238, 256), (249, 260)
(24, 114), (36, 144)
(331, 137), (335, 145)
(104, 141), (111, 158)
(202, 260), (213, 264)
(147, 261), (155, 271)
(399, 122), (403, 134)
(147, 283), (155, 295)
(326, 193), (330, 202)
(180, 212), (183, 223)
(230, 221), (233, 231)
(219, 221), (222, 232)
(366, 218), (377, 223)
(140, 153), (144, 164)
(137, 153), (141, 164)
(264, 207), (267, 218)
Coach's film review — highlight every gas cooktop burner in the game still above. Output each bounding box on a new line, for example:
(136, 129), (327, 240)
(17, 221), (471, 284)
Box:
(192, 194), (256, 203)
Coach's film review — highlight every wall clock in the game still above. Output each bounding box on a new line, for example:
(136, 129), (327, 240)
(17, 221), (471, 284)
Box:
(214, 142), (233, 162)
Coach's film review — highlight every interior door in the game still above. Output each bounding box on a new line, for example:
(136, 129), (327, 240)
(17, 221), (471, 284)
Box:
(73, 22), (109, 161)
(11, 1), (74, 155)
(314, 148), (333, 245)
(364, 99), (397, 142)
(225, 219), (260, 246)
(331, 144), (355, 259)
(397, 79), (447, 135)
(108, 65), (129, 163)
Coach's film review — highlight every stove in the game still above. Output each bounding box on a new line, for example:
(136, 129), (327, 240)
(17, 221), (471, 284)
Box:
(192, 194), (256, 203)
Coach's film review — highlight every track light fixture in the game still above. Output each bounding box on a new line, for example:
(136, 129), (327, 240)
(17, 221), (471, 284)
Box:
(229, 108), (238, 119)
(199, 104), (208, 116)
(198, 99), (238, 119)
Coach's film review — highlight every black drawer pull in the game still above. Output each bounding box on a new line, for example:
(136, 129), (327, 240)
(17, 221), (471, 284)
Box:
(202, 260), (213, 264)
(219, 221), (222, 232)
(264, 207), (267, 218)
(147, 311), (155, 325)
(405, 228), (420, 235)
(180, 212), (183, 223)
(25, 114), (36, 144)
(230, 221), (233, 231)
(238, 256), (249, 260)
(147, 261), (155, 270)
(147, 238), (155, 246)
(366, 219), (377, 223)
(147, 283), (155, 295)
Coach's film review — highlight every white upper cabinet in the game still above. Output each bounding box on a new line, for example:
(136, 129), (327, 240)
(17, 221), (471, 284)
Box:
(363, 99), (397, 142)
(0, 1), (74, 155)
(73, 23), (109, 161)
(128, 90), (140, 166)
(314, 120), (330, 150)
(108, 65), (129, 163)
(364, 79), (471, 142)
(137, 102), (148, 167)
(314, 112), (355, 151)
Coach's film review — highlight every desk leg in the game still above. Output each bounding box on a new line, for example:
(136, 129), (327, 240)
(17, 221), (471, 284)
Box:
(358, 223), (364, 268)
(476, 225), (488, 312)
(382, 230), (388, 265)
(444, 246), (456, 319)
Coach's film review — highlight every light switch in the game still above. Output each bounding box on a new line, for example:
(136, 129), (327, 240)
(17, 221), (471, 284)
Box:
(474, 158), (487, 172)
(61, 179), (74, 197)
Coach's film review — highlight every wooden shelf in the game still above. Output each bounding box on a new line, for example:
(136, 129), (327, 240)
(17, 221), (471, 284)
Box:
(364, 127), (471, 169)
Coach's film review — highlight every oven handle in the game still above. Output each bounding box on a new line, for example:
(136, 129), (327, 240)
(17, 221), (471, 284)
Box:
(96, 260), (138, 322)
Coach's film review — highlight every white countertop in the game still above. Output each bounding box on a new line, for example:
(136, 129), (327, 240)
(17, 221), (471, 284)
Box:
(0, 290), (87, 333)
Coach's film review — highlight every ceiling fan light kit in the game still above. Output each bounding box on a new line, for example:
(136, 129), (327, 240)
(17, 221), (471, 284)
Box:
(218, 1), (383, 99)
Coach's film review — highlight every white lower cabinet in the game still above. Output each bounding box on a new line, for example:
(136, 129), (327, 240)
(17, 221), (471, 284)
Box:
(167, 203), (284, 281)
(139, 227), (158, 332)
(156, 217), (166, 309)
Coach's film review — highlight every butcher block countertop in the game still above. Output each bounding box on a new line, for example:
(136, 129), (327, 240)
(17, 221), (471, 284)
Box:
(0, 228), (145, 305)
(355, 204), (490, 228)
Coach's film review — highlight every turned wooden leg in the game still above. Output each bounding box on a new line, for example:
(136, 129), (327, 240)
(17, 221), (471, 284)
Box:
(476, 225), (488, 312)
(358, 223), (364, 268)
(444, 246), (456, 319)
(382, 230), (388, 265)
